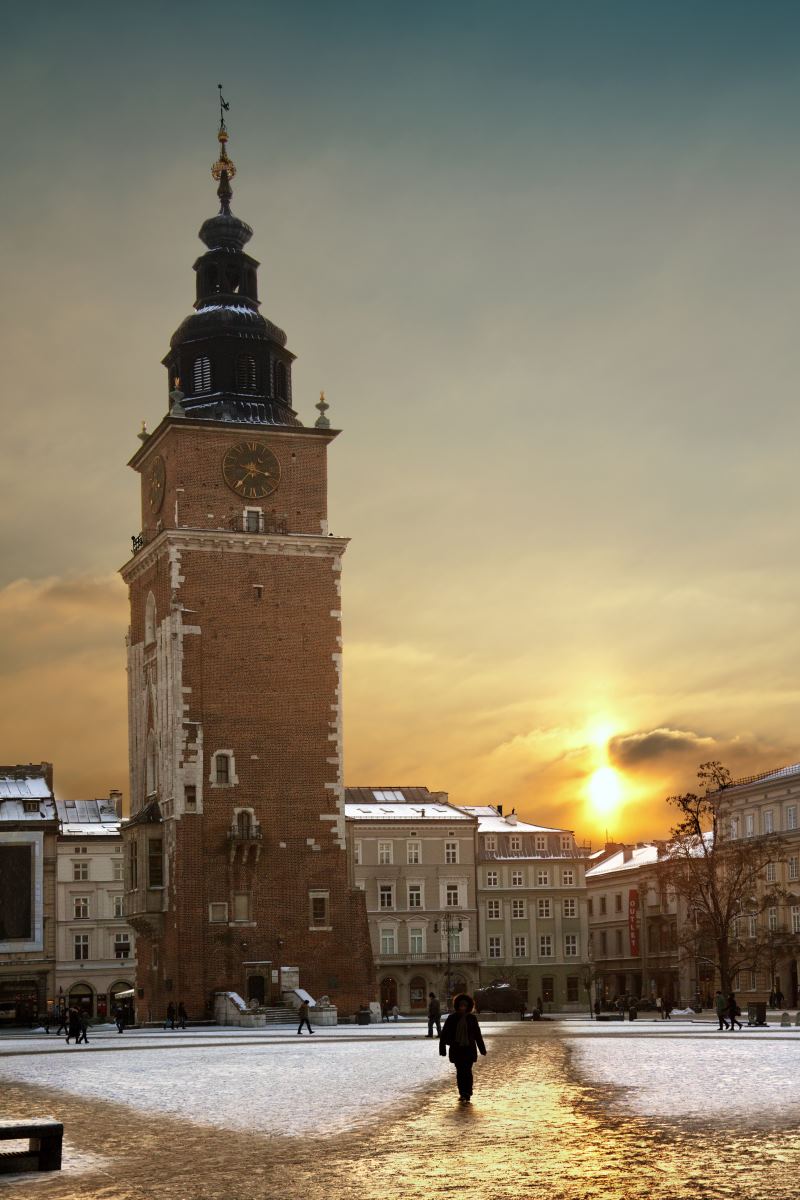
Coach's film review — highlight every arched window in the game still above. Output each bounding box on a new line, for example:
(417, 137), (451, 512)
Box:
(144, 592), (156, 646)
(236, 356), (257, 392)
(146, 731), (158, 797)
(274, 360), (287, 400)
(211, 750), (236, 786)
(192, 356), (212, 394)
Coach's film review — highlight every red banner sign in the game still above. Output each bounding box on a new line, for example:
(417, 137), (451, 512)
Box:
(628, 888), (640, 957)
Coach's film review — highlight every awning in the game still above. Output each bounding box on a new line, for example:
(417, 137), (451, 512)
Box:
(113, 988), (135, 999)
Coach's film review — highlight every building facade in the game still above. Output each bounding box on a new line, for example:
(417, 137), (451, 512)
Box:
(466, 807), (591, 1012)
(121, 113), (373, 1021)
(55, 797), (136, 1022)
(0, 765), (57, 1025)
(346, 789), (480, 1009)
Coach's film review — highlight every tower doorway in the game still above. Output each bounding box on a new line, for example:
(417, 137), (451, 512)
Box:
(380, 977), (398, 1008)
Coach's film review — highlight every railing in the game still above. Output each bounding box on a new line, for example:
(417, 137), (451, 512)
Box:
(227, 514), (289, 535)
(374, 950), (478, 963)
(228, 827), (263, 842)
(480, 850), (588, 861)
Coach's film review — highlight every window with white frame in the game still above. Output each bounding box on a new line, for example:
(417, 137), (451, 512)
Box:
(789, 857), (799, 882)
(378, 841), (393, 865)
(488, 935), (502, 959)
(209, 902), (228, 924)
(445, 842), (458, 865)
(114, 933), (131, 959)
(379, 884), (394, 910)
(408, 883), (422, 909)
(244, 508), (263, 533)
(409, 926), (424, 954)
(510, 835), (522, 853)
(487, 899), (501, 920)
(563, 897), (576, 918)
(560, 836), (572, 852)
(787, 805), (798, 831)
(745, 814), (754, 836)
(511, 899), (526, 919)
(537, 869), (549, 887)
(445, 883), (459, 908)
(113, 895), (124, 919)
(73, 861), (88, 881)
(747, 914), (757, 938)
(764, 810), (774, 834)
(73, 896), (89, 920)
(792, 906), (800, 935)
(565, 933), (578, 957)
(562, 868), (574, 886)
(537, 898), (551, 919)
(513, 935), (528, 958)
(407, 840), (421, 865)
(353, 840), (362, 866)
(535, 836), (547, 852)
(486, 870), (498, 887)
(380, 927), (396, 955)
(212, 751), (234, 786)
(485, 835), (497, 853)
(768, 907), (778, 931)
(511, 870), (524, 887)
(539, 934), (553, 958)
(113, 859), (123, 882)
(448, 926), (462, 954)
(766, 862), (777, 883)
(748, 971), (758, 992)
(730, 816), (740, 839)
(74, 933), (89, 960)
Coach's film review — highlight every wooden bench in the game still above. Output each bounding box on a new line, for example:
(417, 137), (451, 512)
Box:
(0, 1119), (63, 1173)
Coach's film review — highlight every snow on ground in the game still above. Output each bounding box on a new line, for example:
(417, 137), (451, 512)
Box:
(568, 1034), (800, 1122)
(0, 1037), (451, 1137)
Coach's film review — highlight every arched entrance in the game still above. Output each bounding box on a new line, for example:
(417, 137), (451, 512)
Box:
(69, 983), (94, 1017)
(380, 977), (398, 1008)
(409, 976), (426, 1010)
(449, 974), (467, 1000)
(109, 982), (134, 1025)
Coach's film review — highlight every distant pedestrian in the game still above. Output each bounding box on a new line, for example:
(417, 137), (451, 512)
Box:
(715, 990), (729, 1031)
(164, 1002), (176, 1031)
(663, 999), (672, 1021)
(727, 992), (742, 1032)
(392, 1004), (400, 1022)
(439, 993), (487, 1104)
(113, 1005), (125, 1034)
(41, 1007), (51, 1034)
(536, 996), (544, 1016)
(56, 1006), (68, 1036)
(76, 1010), (89, 1045)
(177, 1002), (187, 1030)
(427, 992), (441, 1038)
(296, 999), (314, 1035)
(776, 989), (784, 1009)
(381, 1000), (390, 1022)
(593, 999), (601, 1018)
(66, 1006), (81, 1045)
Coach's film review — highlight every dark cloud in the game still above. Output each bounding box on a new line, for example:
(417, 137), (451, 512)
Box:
(608, 727), (715, 768)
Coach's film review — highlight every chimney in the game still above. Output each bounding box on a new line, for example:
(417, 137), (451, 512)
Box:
(108, 789), (123, 816)
(496, 804), (503, 816)
(507, 812), (517, 826)
(622, 846), (633, 862)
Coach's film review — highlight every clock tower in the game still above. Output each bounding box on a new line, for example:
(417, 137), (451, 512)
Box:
(121, 109), (374, 1020)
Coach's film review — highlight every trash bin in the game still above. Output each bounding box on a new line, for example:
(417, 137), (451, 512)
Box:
(747, 1001), (767, 1027)
(356, 1010), (371, 1025)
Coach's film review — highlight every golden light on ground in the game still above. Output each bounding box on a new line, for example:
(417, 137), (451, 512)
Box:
(588, 765), (623, 816)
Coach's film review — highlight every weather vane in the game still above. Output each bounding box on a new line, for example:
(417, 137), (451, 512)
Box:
(218, 83), (230, 133)
(212, 84), (236, 213)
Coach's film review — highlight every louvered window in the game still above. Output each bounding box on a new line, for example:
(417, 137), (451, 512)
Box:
(192, 356), (212, 393)
(274, 360), (287, 399)
(236, 356), (257, 392)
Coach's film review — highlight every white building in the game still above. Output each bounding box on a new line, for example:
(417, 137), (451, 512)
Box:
(345, 788), (480, 1011)
(55, 797), (136, 1021)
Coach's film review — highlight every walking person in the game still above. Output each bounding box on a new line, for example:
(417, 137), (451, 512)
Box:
(177, 1001), (187, 1030)
(381, 1000), (390, 1022)
(66, 1005), (81, 1046)
(164, 1002), (176, 1031)
(427, 992), (442, 1038)
(113, 1005), (125, 1034)
(727, 992), (743, 1032)
(55, 1005), (68, 1036)
(438, 993), (487, 1105)
(296, 998), (314, 1035)
(715, 990), (729, 1031)
(76, 1009), (89, 1045)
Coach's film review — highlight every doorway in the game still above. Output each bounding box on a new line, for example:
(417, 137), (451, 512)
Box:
(380, 977), (398, 1008)
(247, 975), (266, 1006)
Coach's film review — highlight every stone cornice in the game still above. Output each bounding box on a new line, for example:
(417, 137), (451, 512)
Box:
(120, 528), (349, 582)
(128, 415), (340, 471)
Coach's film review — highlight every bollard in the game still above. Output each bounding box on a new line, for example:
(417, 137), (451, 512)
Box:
(794, 1012), (800, 1027)
(780, 1012), (791, 1027)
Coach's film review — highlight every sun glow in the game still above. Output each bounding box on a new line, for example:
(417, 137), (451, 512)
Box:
(588, 765), (622, 815)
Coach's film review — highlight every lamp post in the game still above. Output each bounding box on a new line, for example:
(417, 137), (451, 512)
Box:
(582, 942), (595, 1019)
(434, 915), (463, 1005)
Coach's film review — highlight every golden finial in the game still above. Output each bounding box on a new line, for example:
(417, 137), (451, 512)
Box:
(315, 390), (331, 429)
(138, 420), (149, 443)
(211, 85), (236, 213)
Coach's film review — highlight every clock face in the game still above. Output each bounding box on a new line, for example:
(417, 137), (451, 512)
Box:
(222, 441), (281, 500)
(148, 456), (166, 514)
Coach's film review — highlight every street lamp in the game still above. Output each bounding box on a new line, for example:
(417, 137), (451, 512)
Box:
(434, 915), (463, 1004)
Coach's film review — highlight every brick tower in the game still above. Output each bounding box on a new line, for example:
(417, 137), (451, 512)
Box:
(120, 104), (374, 1022)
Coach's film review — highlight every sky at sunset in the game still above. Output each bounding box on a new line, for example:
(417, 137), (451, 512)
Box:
(3, 1), (800, 843)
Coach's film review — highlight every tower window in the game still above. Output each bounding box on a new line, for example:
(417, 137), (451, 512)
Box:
(275, 360), (288, 400)
(210, 750), (237, 787)
(146, 731), (158, 797)
(144, 592), (156, 646)
(192, 356), (212, 394)
(236, 356), (257, 392)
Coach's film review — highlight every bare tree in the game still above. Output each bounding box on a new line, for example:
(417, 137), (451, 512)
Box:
(663, 762), (784, 996)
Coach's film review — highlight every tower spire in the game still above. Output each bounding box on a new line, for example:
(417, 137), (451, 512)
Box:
(211, 84), (236, 215)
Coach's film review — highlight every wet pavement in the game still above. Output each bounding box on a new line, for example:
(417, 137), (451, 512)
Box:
(1, 1025), (798, 1199)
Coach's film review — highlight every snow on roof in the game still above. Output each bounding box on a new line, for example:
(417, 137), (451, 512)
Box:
(459, 806), (570, 835)
(56, 799), (121, 835)
(585, 844), (661, 878)
(0, 775), (52, 800)
(345, 803), (472, 822)
(0, 798), (57, 822)
(728, 762), (800, 791)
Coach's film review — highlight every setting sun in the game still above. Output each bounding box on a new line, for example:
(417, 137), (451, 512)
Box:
(588, 765), (623, 815)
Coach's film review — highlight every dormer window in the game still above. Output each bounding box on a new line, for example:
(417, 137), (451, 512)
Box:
(236, 356), (257, 392)
(193, 356), (212, 394)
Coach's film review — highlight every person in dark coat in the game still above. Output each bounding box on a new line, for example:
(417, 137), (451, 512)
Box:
(427, 992), (442, 1038)
(164, 1002), (176, 1030)
(177, 1001), (187, 1030)
(66, 1005), (82, 1045)
(113, 1005), (125, 1034)
(727, 992), (742, 1031)
(714, 990), (729, 1030)
(76, 1009), (89, 1045)
(56, 1005), (68, 1036)
(439, 993), (487, 1103)
(296, 998), (314, 1035)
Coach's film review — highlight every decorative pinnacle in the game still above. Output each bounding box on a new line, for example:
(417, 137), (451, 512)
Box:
(314, 390), (331, 429)
(138, 420), (149, 443)
(211, 84), (236, 214)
